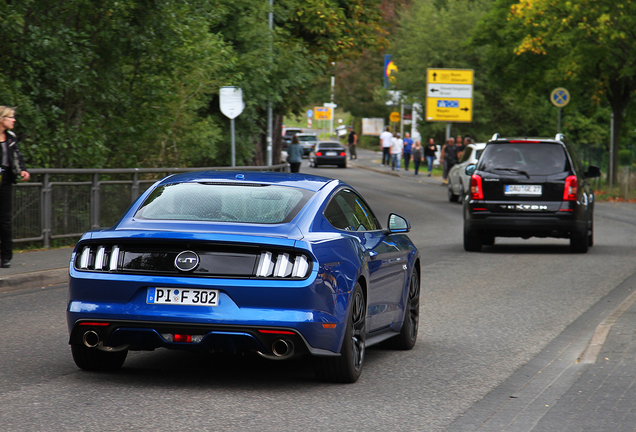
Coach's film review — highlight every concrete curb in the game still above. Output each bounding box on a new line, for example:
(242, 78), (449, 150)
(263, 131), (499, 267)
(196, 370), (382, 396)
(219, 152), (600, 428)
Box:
(0, 268), (69, 294)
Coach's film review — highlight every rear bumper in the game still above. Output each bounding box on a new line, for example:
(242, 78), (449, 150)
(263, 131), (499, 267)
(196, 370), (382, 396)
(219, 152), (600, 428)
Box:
(315, 156), (346, 166)
(68, 319), (338, 357)
(465, 204), (588, 239)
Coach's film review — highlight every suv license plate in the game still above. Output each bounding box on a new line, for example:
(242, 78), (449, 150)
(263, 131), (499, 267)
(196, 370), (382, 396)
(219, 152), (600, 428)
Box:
(147, 287), (219, 306)
(505, 185), (542, 195)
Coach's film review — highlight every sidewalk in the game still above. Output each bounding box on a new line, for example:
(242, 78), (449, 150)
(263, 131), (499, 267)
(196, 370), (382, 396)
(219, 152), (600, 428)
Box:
(347, 147), (445, 186)
(0, 246), (72, 294)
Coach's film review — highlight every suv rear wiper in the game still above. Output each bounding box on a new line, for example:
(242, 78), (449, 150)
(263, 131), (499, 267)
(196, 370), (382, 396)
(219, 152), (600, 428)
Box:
(492, 167), (530, 178)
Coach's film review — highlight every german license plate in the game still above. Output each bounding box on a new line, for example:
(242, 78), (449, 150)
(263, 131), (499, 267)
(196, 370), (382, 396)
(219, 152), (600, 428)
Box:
(505, 185), (542, 195)
(147, 287), (219, 306)
(326, 151), (337, 156)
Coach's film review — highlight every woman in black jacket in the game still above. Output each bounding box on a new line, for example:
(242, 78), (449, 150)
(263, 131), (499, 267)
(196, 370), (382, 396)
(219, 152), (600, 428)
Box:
(0, 106), (30, 268)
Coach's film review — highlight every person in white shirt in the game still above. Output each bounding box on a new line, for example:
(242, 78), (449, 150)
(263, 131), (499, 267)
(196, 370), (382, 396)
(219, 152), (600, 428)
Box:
(379, 127), (393, 166)
(390, 132), (403, 171)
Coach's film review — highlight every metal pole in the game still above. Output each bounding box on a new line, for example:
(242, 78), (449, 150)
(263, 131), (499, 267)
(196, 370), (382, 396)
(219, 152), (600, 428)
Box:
(231, 118), (236, 167)
(266, 0), (273, 166)
(446, 122), (451, 141)
(557, 107), (561, 133)
(610, 111), (614, 190)
(400, 101), (404, 138)
(330, 75), (335, 136)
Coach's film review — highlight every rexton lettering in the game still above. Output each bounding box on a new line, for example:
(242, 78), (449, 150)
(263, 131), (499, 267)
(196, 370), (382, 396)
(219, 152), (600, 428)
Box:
(500, 205), (548, 210)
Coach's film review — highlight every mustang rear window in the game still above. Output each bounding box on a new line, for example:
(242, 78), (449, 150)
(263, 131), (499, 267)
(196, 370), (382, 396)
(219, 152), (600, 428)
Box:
(135, 183), (312, 224)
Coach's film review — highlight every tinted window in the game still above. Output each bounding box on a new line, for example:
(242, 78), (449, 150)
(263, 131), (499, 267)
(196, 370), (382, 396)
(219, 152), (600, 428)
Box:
(478, 143), (569, 175)
(135, 183), (312, 224)
(324, 189), (380, 231)
(298, 135), (317, 142)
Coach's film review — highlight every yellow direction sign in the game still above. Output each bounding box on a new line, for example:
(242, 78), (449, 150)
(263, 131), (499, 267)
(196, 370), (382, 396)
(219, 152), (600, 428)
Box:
(426, 68), (474, 123)
(314, 106), (331, 121)
(389, 111), (401, 123)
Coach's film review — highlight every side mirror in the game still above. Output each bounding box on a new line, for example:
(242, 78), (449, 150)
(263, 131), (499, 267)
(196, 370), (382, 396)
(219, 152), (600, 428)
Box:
(584, 165), (601, 179)
(465, 164), (476, 176)
(387, 213), (411, 233)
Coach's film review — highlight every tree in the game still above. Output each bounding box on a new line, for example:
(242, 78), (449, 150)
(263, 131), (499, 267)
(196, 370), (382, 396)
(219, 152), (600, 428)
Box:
(0, 0), (231, 168)
(506, 0), (636, 183)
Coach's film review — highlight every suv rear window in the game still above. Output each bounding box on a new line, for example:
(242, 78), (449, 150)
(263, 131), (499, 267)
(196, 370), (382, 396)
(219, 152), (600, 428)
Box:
(478, 143), (569, 175)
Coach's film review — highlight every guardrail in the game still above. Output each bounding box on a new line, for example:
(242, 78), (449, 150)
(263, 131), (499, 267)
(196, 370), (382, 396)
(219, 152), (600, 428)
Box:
(13, 164), (289, 248)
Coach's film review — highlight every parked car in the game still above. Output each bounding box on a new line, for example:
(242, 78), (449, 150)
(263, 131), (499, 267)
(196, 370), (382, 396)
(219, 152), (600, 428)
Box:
(282, 128), (302, 149)
(448, 142), (486, 203)
(309, 141), (347, 168)
(296, 133), (318, 156)
(463, 133), (601, 253)
(67, 171), (420, 383)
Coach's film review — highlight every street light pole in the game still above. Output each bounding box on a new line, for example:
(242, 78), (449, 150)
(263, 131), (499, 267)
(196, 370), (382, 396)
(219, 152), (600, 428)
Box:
(266, 0), (273, 166)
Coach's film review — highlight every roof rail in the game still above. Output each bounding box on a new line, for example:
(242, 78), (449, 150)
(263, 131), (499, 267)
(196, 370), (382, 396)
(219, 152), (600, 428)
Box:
(491, 133), (500, 141)
(555, 133), (565, 141)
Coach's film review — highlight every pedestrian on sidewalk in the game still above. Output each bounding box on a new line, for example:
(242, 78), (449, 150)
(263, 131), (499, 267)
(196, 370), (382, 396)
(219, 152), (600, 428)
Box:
(402, 132), (413, 171)
(379, 127), (393, 166)
(390, 132), (403, 171)
(347, 126), (357, 160)
(425, 138), (437, 177)
(440, 137), (460, 184)
(0, 106), (30, 269)
(287, 134), (303, 173)
(412, 140), (424, 175)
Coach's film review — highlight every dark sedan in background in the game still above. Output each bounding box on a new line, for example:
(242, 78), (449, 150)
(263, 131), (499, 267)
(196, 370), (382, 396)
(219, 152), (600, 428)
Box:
(309, 141), (347, 168)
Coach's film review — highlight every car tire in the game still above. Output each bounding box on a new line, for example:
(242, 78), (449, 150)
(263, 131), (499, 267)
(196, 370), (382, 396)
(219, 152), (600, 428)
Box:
(71, 344), (128, 372)
(588, 216), (594, 247)
(383, 268), (419, 350)
(570, 235), (589, 253)
(313, 283), (366, 383)
(482, 235), (495, 246)
(458, 182), (465, 204)
(448, 182), (459, 202)
(339, 163), (347, 168)
(464, 227), (482, 252)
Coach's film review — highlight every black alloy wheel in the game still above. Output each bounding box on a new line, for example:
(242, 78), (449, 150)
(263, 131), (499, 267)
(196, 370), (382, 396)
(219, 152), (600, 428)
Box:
(313, 283), (366, 383)
(383, 268), (419, 350)
(448, 182), (459, 202)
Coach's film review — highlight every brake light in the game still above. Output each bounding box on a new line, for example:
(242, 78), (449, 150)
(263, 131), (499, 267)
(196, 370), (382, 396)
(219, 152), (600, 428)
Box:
(315, 152), (323, 156)
(340, 152), (346, 156)
(258, 329), (296, 335)
(563, 175), (578, 201)
(470, 174), (483, 200)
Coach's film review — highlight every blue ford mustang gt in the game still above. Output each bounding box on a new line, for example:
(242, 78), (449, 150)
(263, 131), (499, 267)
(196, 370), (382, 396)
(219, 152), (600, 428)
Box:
(67, 171), (420, 383)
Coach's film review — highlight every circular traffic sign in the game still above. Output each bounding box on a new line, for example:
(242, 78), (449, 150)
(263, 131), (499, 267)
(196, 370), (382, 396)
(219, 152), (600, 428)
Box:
(389, 111), (401, 123)
(307, 109), (313, 118)
(550, 88), (570, 107)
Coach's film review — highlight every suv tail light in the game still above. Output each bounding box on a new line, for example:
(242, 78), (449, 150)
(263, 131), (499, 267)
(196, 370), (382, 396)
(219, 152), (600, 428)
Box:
(563, 175), (578, 201)
(470, 174), (483, 200)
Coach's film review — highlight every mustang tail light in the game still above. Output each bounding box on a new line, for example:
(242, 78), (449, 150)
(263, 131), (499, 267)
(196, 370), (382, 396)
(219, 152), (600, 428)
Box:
(564, 175), (578, 201)
(256, 251), (310, 278)
(470, 174), (484, 200)
(78, 245), (120, 271)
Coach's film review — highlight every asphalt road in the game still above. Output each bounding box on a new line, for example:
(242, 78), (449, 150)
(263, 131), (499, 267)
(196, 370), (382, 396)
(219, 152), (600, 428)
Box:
(1, 161), (635, 431)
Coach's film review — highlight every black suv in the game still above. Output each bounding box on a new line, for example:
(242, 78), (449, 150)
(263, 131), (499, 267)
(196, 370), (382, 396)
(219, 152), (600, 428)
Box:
(463, 133), (601, 253)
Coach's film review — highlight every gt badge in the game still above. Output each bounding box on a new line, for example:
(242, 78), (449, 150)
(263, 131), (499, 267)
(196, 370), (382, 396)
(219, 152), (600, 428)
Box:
(175, 250), (200, 272)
